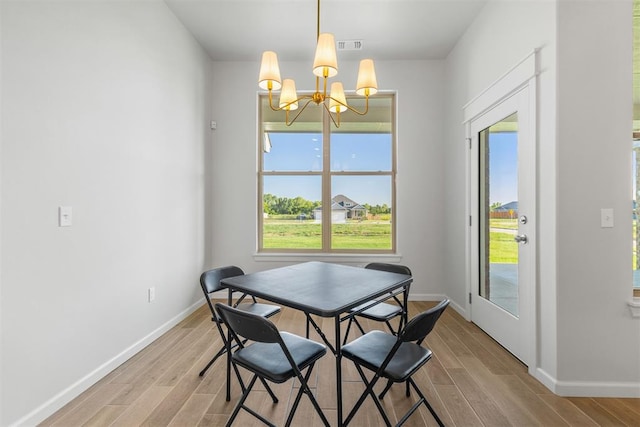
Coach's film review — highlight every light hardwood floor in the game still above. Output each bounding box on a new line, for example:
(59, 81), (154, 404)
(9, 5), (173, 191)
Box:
(41, 301), (640, 426)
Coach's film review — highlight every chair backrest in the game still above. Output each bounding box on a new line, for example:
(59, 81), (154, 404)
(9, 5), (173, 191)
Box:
(365, 262), (412, 276)
(400, 298), (449, 343)
(200, 266), (245, 318)
(365, 263), (412, 305)
(200, 266), (245, 294)
(215, 303), (281, 344)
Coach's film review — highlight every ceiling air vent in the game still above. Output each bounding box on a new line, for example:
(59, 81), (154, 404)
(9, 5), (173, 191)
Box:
(337, 40), (363, 51)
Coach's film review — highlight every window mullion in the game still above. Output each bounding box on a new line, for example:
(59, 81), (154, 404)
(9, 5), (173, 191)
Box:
(322, 108), (332, 251)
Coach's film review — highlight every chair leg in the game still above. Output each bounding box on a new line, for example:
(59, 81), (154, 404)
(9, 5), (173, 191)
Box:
(226, 374), (277, 427)
(342, 317), (354, 345)
(377, 379), (410, 400)
(353, 317), (366, 335)
(285, 363), (330, 427)
(226, 345), (232, 401)
(229, 361), (276, 403)
(344, 364), (392, 427)
(198, 344), (226, 377)
(378, 379), (393, 399)
(384, 319), (398, 336)
(225, 375), (259, 427)
(261, 377), (279, 404)
(406, 378), (444, 427)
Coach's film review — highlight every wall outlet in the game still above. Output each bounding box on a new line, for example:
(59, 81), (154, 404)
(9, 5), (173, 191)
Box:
(148, 287), (156, 302)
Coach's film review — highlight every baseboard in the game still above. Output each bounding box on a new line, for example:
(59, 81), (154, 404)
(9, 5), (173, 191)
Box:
(10, 299), (205, 427)
(409, 293), (467, 319)
(445, 298), (468, 319)
(535, 368), (640, 398)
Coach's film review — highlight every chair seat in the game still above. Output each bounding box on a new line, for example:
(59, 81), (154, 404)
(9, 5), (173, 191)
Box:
(232, 332), (327, 383)
(341, 330), (432, 381)
(214, 303), (280, 323)
(350, 301), (402, 321)
(236, 302), (281, 318)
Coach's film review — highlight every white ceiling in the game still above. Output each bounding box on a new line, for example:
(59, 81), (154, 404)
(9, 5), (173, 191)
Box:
(164, 0), (488, 62)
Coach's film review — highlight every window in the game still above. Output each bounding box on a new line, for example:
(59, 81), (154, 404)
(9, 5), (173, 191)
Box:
(258, 93), (396, 253)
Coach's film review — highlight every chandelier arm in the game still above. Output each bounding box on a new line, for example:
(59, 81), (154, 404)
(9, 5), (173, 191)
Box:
(327, 95), (371, 116)
(267, 91), (314, 112)
(285, 98), (316, 126)
(322, 102), (340, 128)
(267, 90), (280, 112)
(281, 94), (313, 111)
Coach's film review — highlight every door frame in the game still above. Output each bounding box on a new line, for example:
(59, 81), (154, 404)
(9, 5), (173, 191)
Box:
(463, 50), (538, 373)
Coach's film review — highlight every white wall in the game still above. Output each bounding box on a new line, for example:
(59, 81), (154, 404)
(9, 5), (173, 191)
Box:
(0, 1), (212, 425)
(444, 0), (559, 377)
(445, 0), (640, 396)
(555, 0), (640, 393)
(209, 59), (448, 298)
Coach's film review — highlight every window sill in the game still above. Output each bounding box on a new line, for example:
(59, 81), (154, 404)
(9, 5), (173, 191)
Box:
(253, 252), (402, 264)
(628, 298), (640, 318)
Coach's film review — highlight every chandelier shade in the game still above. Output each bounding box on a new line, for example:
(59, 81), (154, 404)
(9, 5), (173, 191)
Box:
(258, 51), (282, 91)
(356, 59), (378, 96)
(258, 0), (377, 127)
(329, 82), (347, 113)
(312, 33), (339, 78)
(279, 79), (299, 111)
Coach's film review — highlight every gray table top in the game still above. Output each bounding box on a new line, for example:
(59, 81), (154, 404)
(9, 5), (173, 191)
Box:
(221, 261), (412, 317)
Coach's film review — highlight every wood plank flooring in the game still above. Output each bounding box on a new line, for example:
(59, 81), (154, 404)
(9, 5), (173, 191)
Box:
(41, 301), (640, 426)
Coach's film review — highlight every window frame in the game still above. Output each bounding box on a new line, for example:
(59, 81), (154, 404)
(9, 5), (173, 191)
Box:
(257, 92), (397, 254)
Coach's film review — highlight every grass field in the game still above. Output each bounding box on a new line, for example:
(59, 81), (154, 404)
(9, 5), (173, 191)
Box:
(262, 220), (392, 249)
(489, 231), (518, 263)
(263, 217), (519, 262)
(490, 219), (518, 263)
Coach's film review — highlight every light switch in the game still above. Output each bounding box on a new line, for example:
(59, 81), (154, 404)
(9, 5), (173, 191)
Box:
(59, 206), (72, 227)
(601, 208), (614, 228)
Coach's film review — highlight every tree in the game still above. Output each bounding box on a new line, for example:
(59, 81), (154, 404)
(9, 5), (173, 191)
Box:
(263, 193), (320, 215)
(363, 203), (391, 215)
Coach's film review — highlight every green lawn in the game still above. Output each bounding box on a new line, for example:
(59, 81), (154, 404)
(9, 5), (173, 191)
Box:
(263, 219), (518, 261)
(262, 220), (391, 249)
(490, 218), (518, 230)
(490, 231), (518, 263)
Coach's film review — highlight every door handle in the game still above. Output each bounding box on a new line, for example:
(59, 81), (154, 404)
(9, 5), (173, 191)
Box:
(514, 234), (528, 244)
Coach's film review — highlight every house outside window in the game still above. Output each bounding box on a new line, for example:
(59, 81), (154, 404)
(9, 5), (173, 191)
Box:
(258, 93), (396, 253)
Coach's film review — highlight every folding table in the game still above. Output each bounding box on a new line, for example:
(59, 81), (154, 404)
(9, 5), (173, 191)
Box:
(220, 261), (412, 426)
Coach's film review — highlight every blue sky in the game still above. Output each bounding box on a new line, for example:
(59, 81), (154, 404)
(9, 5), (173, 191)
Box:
(263, 132), (392, 206)
(488, 132), (518, 205)
(262, 130), (519, 207)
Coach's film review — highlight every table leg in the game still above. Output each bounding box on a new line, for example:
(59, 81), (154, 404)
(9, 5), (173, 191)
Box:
(226, 289), (232, 401)
(334, 314), (343, 426)
(403, 283), (409, 329)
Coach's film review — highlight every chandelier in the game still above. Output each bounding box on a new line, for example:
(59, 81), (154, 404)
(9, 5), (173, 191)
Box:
(257, 0), (378, 128)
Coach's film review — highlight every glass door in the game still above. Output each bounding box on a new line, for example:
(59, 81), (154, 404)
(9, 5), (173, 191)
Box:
(469, 86), (534, 365)
(479, 113), (520, 317)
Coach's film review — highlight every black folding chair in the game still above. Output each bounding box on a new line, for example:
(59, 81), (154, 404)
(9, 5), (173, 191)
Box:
(215, 303), (330, 427)
(198, 267), (280, 399)
(341, 299), (450, 427)
(342, 263), (412, 345)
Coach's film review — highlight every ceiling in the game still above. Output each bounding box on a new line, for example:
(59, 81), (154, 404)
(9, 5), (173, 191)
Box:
(164, 0), (488, 62)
